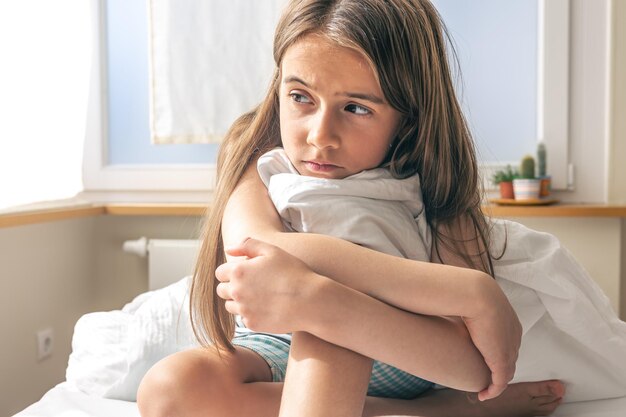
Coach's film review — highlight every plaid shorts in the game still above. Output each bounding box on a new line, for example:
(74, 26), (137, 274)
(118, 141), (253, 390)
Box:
(232, 333), (433, 399)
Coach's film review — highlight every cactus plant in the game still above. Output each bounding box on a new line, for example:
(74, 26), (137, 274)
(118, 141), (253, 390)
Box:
(513, 155), (541, 200)
(536, 142), (551, 196)
(491, 165), (519, 184)
(492, 165), (518, 199)
(537, 142), (547, 177)
(520, 155), (536, 179)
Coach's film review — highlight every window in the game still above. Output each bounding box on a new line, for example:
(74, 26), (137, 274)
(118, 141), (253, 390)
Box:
(434, 0), (571, 190)
(82, 0), (572, 200)
(0, 1), (91, 210)
(82, 0), (216, 198)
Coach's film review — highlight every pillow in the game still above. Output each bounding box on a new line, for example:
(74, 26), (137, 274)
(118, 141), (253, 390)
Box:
(65, 276), (199, 401)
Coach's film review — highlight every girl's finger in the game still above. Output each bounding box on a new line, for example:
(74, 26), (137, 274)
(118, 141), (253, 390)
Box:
(215, 263), (230, 282)
(478, 381), (506, 401)
(215, 282), (230, 300)
(225, 237), (271, 259)
(224, 300), (240, 315)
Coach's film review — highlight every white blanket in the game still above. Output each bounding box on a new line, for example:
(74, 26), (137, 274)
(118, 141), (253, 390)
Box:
(65, 277), (198, 401)
(258, 148), (626, 403)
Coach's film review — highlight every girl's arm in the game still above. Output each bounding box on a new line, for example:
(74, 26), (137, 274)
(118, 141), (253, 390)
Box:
(219, 237), (490, 392)
(224, 164), (508, 319)
(221, 164), (521, 398)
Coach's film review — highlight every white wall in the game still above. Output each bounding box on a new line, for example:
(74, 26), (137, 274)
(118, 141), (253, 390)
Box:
(91, 215), (203, 311)
(609, 0), (626, 319)
(622, 219), (626, 318)
(0, 218), (96, 417)
(0, 215), (202, 416)
(551, 0), (610, 203)
(609, 0), (626, 204)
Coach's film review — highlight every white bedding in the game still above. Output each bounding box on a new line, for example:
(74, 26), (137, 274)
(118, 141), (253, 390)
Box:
(15, 383), (626, 417)
(15, 383), (139, 417)
(65, 277), (198, 401)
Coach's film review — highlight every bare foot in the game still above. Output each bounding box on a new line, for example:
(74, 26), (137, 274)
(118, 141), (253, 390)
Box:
(414, 380), (565, 417)
(469, 380), (565, 417)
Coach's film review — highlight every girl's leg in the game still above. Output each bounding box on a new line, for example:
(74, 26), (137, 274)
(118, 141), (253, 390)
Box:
(278, 331), (373, 417)
(137, 346), (282, 417)
(364, 381), (565, 417)
(276, 332), (565, 417)
(137, 346), (564, 417)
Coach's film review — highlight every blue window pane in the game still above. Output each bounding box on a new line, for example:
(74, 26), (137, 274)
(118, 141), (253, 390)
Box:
(106, 0), (217, 165)
(106, 1), (537, 165)
(432, 0), (538, 162)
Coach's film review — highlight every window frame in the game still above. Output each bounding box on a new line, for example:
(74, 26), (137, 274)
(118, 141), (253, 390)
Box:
(537, 0), (571, 190)
(82, 0), (215, 200)
(482, 0), (571, 191)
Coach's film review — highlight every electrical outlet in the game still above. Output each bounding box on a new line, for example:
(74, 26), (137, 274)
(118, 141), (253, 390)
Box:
(37, 328), (54, 360)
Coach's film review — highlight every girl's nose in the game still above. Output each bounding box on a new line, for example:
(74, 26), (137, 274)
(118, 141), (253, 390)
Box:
(306, 109), (340, 150)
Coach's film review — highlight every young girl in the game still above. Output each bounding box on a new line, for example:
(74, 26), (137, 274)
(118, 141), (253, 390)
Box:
(137, 0), (625, 416)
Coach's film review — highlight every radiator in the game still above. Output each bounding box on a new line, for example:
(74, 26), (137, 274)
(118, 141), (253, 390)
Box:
(123, 237), (201, 290)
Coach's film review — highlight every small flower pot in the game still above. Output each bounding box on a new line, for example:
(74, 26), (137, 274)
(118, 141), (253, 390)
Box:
(512, 178), (541, 200)
(539, 176), (551, 197)
(499, 181), (515, 199)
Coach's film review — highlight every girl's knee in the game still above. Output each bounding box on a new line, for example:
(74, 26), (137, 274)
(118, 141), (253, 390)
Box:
(137, 348), (238, 417)
(137, 358), (179, 417)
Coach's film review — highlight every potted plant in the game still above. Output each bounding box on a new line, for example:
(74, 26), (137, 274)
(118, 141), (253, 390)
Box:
(512, 155), (541, 200)
(492, 165), (518, 199)
(537, 142), (551, 197)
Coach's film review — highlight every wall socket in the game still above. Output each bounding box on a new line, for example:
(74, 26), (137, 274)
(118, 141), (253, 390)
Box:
(37, 327), (54, 361)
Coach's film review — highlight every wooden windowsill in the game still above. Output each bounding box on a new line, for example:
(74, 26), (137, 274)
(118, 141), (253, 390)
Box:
(2, 202), (626, 229)
(483, 204), (626, 218)
(104, 203), (208, 217)
(0, 205), (106, 229)
(105, 202), (626, 218)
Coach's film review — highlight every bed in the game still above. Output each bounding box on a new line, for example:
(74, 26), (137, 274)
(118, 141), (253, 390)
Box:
(15, 382), (626, 417)
(14, 277), (626, 417)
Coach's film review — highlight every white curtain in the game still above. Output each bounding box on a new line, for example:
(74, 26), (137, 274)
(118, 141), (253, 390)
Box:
(0, 0), (90, 210)
(148, 0), (287, 144)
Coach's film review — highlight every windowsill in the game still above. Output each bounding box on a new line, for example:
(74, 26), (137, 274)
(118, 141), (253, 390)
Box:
(0, 197), (208, 228)
(2, 198), (626, 229)
(0, 197), (97, 216)
(0, 199), (106, 228)
(483, 204), (626, 218)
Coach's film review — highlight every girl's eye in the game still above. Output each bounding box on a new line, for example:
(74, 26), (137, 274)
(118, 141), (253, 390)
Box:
(290, 93), (311, 104)
(345, 104), (371, 116)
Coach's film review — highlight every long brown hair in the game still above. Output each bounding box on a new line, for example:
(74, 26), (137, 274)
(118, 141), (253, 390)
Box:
(190, 0), (496, 351)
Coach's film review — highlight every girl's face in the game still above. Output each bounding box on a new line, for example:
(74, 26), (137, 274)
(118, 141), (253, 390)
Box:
(279, 35), (402, 179)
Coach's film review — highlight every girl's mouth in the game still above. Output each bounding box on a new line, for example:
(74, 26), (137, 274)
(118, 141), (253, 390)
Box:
(303, 160), (340, 173)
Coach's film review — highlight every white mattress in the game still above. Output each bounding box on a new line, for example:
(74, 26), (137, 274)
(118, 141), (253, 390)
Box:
(14, 383), (626, 417)
(14, 384), (139, 417)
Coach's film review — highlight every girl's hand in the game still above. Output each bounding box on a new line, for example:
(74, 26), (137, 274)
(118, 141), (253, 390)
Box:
(215, 237), (321, 334)
(463, 281), (522, 401)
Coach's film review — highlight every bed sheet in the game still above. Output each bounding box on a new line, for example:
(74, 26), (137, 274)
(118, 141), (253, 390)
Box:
(15, 383), (626, 417)
(14, 383), (139, 417)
